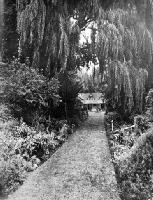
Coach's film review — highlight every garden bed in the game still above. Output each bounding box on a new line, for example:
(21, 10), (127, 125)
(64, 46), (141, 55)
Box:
(0, 104), (78, 197)
(104, 112), (153, 200)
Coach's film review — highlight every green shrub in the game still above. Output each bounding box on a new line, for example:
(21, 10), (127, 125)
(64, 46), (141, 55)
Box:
(13, 119), (72, 161)
(134, 115), (150, 133)
(0, 154), (27, 195)
(4, 58), (60, 124)
(105, 113), (153, 200)
(0, 134), (27, 195)
(56, 70), (83, 122)
(0, 61), (83, 196)
(104, 111), (122, 132)
(13, 121), (58, 161)
(118, 140), (153, 200)
(0, 118), (72, 195)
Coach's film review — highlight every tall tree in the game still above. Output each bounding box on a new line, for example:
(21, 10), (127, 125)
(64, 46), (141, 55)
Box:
(8, 0), (153, 114)
(17, 0), (80, 77)
(16, 0), (120, 76)
(2, 0), (18, 62)
(96, 4), (153, 113)
(0, 0), (4, 59)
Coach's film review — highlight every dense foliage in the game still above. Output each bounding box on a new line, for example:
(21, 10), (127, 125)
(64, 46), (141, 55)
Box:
(2, 0), (18, 61)
(2, 0), (153, 114)
(97, 4), (153, 113)
(146, 89), (153, 120)
(2, 0), (153, 198)
(4, 59), (60, 124)
(0, 117), (73, 195)
(57, 71), (83, 121)
(105, 112), (153, 200)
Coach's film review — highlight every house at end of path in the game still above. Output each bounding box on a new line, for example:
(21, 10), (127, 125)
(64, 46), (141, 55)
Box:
(78, 93), (106, 111)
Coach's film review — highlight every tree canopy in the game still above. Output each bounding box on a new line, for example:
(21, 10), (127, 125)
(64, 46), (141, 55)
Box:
(3, 0), (153, 114)
(2, 0), (18, 61)
(96, 5), (153, 113)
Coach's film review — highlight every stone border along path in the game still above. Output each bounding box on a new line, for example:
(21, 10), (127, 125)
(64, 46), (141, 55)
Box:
(8, 111), (121, 200)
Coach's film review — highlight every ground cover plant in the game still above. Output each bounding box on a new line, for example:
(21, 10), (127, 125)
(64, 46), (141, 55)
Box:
(105, 111), (153, 200)
(0, 118), (73, 195)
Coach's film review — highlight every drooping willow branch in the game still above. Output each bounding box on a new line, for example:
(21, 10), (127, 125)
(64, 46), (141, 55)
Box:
(17, 0), (81, 76)
(96, 6), (152, 113)
(105, 61), (148, 112)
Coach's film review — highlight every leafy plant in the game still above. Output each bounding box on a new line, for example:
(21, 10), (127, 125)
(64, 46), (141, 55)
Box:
(0, 154), (27, 195)
(145, 89), (153, 122)
(0, 118), (72, 195)
(0, 133), (27, 195)
(4, 59), (60, 124)
(118, 140), (153, 200)
(53, 70), (83, 125)
(105, 112), (153, 200)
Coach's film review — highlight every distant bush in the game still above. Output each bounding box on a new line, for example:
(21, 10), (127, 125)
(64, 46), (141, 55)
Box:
(104, 111), (122, 132)
(105, 112), (122, 123)
(145, 89), (153, 121)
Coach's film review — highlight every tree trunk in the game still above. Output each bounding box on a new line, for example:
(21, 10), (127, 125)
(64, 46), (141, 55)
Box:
(2, 0), (18, 62)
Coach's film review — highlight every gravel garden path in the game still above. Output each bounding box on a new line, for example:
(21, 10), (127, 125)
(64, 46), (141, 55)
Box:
(8, 111), (121, 200)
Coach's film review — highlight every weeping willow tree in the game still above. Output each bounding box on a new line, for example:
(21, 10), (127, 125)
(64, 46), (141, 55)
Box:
(16, 0), (153, 113)
(16, 0), (79, 76)
(96, 3), (153, 114)
(16, 0), (102, 77)
(76, 0), (153, 114)
(104, 60), (148, 114)
(78, 66), (103, 93)
(0, 0), (4, 59)
(16, 0), (127, 76)
(2, 0), (18, 61)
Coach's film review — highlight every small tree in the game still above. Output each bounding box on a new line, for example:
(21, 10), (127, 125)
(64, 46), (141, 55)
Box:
(53, 70), (83, 124)
(4, 59), (60, 124)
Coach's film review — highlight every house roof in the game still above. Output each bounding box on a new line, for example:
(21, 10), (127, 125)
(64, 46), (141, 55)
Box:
(78, 93), (105, 104)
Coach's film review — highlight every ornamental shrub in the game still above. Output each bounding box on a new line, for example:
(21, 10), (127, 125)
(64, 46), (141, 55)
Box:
(4, 58), (60, 124)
